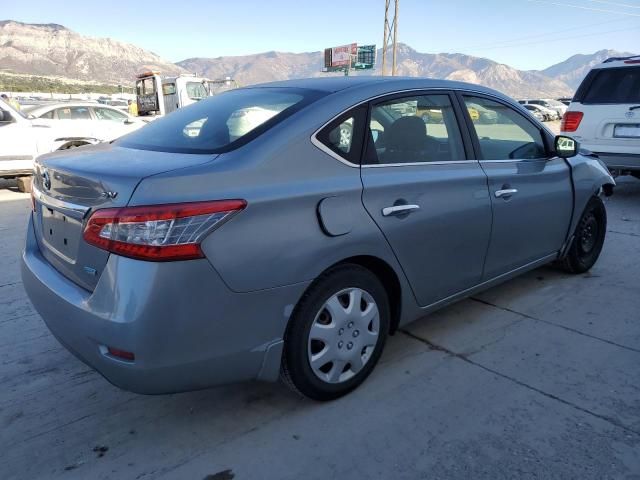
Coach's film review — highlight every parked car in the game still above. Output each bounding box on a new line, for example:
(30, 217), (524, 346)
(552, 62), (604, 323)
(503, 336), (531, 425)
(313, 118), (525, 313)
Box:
(0, 98), (101, 179)
(522, 104), (546, 122)
(519, 99), (565, 119)
(24, 103), (145, 142)
(562, 55), (640, 178)
(522, 103), (555, 121)
(417, 105), (480, 123)
(22, 78), (614, 401)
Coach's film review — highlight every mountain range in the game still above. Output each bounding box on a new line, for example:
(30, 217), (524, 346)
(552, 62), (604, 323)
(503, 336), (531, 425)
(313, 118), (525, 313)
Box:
(0, 20), (635, 98)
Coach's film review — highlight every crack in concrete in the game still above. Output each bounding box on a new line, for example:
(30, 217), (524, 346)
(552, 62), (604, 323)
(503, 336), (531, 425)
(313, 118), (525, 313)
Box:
(470, 297), (640, 354)
(399, 329), (640, 437)
(608, 229), (640, 238)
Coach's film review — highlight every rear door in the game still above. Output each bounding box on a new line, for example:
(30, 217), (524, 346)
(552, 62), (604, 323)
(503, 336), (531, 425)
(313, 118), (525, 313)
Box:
(53, 106), (94, 139)
(360, 91), (492, 307)
(459, 94), (573, 279)
(571, 65), (640, 155)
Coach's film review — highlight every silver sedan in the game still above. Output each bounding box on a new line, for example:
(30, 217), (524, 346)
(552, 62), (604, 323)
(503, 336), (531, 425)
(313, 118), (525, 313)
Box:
(22, 77), (614, 400)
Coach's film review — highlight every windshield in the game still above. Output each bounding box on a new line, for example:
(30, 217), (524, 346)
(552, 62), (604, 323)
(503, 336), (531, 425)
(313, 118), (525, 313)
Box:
(0, 98), (28, 119)
(118, 87), (325, 154)
(186, 82), (208, 100)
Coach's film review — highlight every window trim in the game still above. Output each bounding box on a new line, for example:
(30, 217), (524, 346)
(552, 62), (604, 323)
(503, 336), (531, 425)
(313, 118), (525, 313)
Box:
(311, 87), (497, 168)
(454, 91), (553, 163)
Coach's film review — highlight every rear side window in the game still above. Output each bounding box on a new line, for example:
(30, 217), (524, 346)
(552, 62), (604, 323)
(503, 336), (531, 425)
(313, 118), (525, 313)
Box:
(365, 94), (465, 164)
(55, 107), (91, 120)
(577, 67), (640, 104)
(316, 106), (367, 164)
(118, 87), (325, 154)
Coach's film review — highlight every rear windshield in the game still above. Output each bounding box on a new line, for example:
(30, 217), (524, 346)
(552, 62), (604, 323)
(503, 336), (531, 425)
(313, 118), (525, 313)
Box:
(118, 87), (324, 154)
(575, 66), (640, 104)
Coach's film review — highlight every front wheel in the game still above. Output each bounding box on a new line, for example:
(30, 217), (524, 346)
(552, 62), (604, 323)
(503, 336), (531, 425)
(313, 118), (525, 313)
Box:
(560, 196), (607, 273)
(281, 265), (390, 401)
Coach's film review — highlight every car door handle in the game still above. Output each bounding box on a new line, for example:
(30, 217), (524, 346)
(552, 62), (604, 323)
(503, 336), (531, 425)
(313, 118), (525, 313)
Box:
(494, 188), (518, 198)
(382, 204), (420, 216)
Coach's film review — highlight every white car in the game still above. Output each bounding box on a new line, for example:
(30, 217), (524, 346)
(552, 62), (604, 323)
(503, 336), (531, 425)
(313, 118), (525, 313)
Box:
(562, 55), (640, 178)
(520, 99), (566, 119)
(0, 99), (103, 179)
(522, 103), (555, 121)
(25, 103), (145, 142)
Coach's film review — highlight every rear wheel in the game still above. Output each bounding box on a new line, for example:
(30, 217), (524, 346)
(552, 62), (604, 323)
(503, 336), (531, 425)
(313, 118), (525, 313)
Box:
(560, 196), (607, 273)
(281, 265), (390, 401)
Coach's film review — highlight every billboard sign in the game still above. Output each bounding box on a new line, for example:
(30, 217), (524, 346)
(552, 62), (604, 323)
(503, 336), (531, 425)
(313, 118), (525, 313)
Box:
(325, 43), (358, 68)
(354, 45), (376, 70)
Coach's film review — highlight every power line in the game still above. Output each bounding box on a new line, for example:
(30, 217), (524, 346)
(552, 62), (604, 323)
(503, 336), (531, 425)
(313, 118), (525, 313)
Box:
(527, 0), (640, 16)
(586, 0), (640, 9)
(468, 25), (639, 51)
(450, 16), (631, 51)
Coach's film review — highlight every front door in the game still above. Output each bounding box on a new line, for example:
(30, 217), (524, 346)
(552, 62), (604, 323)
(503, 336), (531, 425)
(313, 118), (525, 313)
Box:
(460, 94), (573, 279)
(361, 92), (493, 307)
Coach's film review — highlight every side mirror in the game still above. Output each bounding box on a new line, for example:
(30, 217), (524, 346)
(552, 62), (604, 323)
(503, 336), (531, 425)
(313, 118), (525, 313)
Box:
(554, 135), (578, 158)
(124, 118), (134, 125)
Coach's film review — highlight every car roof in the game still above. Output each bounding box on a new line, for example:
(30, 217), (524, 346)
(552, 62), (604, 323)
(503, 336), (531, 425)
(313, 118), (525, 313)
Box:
(246, 76), (506, 97)
(26, 102), (120, 114)
(597, 55), (640, 69)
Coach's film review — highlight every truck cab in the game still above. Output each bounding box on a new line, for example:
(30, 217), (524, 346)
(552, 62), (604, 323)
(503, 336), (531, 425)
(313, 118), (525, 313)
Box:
(135, 72), (209, 117)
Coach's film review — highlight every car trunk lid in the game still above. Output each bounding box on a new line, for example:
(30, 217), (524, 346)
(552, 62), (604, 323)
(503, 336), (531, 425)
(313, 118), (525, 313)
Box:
(32, 143), (216, 291)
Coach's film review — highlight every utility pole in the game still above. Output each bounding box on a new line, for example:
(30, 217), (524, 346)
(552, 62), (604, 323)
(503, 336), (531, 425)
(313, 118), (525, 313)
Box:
(381, 0), (399, 76)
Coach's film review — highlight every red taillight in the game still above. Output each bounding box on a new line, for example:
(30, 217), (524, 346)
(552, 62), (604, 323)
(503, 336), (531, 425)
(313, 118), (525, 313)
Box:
(107, 347), (135, 361)
(624, 60), (640, 64)
(561, 111), (584, 133)
(83, 200), (246, 261)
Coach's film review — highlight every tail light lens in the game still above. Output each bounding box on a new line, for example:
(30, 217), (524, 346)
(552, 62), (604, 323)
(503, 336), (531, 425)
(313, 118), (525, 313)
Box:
(83, 200), (246, 261)
(561, 111), (583, 133)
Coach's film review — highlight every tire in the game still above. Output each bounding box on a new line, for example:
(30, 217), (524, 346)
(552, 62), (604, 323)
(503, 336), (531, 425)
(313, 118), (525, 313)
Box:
(632, 172), (640, 181)
(560, 196), (607, 274)
(281, 264), (390, 401)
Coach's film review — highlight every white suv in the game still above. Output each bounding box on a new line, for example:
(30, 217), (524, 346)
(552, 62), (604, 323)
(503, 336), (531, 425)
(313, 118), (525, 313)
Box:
(562, 55), (640, 178)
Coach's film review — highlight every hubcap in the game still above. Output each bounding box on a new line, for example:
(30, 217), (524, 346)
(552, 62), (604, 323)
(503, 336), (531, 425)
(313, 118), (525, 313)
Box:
(307, 288), (380, 384)
(579, 213), (598, 254)
(339, 127), (352, 148)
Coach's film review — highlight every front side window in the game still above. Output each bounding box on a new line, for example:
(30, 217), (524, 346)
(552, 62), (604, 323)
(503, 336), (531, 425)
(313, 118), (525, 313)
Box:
(55, 107), (91, 120)
(366, 94), (465, 164)
(93, 107), (128, 122)
(118, 87), (324, 154)
(463, 96), (547, 160)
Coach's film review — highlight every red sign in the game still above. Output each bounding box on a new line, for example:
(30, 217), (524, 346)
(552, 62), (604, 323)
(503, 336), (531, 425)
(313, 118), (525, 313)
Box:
(330, 43), (358, 67)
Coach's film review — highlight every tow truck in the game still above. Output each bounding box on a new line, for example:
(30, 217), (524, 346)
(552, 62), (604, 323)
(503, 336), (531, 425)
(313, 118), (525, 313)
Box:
(135, 72), (210, 117)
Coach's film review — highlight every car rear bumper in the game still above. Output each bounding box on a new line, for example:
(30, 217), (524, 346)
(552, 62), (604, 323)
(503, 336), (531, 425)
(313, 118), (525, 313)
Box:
(592, 152), (640, 171)
(21, 215), (308, 394)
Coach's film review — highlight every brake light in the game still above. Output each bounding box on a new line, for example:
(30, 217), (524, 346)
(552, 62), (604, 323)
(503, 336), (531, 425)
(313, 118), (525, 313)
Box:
(561, 111), (583, 133)
(83, 200), (246, 261)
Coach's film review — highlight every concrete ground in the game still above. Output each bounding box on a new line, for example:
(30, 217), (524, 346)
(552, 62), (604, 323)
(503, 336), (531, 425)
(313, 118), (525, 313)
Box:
(1, 176), (639, 480)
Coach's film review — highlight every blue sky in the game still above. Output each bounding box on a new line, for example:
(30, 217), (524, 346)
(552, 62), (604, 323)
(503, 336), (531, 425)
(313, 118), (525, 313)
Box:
(4, 0), (639, 70)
